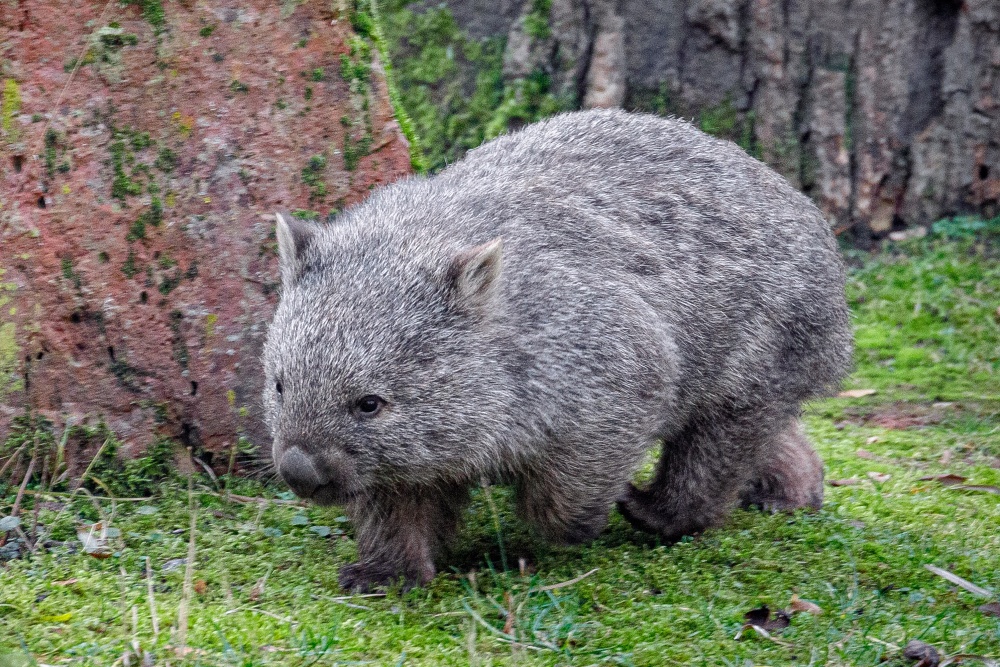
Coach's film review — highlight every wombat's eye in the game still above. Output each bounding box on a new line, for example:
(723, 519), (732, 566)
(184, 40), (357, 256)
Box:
(355, 395), (385, 417)
(275, 381), (283, 396)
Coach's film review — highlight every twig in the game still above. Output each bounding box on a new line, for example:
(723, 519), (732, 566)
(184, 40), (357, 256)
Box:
(10, 453), (38, 521)
(191, 455), (219, 491)
(75, 437), (113, 491)
(0, 444), (26, 480)
(29, 453), (50, 549)
(20, 489), (153, 502)
(534, 568), (599, 592)
(174, 459), (198, 652)
(223, 607), (298, 625)
(925, 564), (994, 598)
(146, 556), (160, 640)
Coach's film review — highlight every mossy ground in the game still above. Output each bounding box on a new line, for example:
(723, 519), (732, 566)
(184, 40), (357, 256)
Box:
(2, 228), (999, 665)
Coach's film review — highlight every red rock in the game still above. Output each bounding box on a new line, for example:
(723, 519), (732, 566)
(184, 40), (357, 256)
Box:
(0, 1), (412, 471)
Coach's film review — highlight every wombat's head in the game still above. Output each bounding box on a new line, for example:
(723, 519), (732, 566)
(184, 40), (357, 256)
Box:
(262, 212), (512, 504)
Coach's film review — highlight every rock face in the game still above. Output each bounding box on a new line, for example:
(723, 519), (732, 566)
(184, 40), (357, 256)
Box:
(436, 0), (1000, 238)
(0, 1), (412, 469)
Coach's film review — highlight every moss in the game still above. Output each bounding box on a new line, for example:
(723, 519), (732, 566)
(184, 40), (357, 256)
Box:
(158, 271), (181, 295)
(154, 146), (176, 172)
(169, 310), (188, 367)
(377, 2), (569, 172)
(301, 154), (328, 199)
(121, 249), (139, 278)
(0, 271), (21, 401)
(43, 129), (60, 177)
(311, 67), (325, 82)
(2, 79), (21, 139)
(199, 24), (215, 37)
(60, 258), (82, 290)
(229, 79), (249, 93)
(343, 133), (373, 171)
(523, 0), (552, 40)
(109, 137), (143, 200)
(126, 0), (166, 32)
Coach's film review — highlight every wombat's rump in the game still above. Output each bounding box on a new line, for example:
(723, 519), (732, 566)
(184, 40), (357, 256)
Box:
(262, 110), (853, 592)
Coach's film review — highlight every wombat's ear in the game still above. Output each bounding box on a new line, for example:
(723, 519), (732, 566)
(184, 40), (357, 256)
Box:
(275, 212), (316, 285)
(448, 237), (503, 311)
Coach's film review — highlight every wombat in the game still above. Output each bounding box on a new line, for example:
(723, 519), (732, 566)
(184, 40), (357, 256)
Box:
(262, 109), (853, 592)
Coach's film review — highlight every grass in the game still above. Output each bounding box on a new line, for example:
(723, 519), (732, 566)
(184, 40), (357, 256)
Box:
(1, 227), (999, 665)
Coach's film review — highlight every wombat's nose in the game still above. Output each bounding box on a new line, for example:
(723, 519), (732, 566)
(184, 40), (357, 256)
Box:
(277, 447), (325, 498)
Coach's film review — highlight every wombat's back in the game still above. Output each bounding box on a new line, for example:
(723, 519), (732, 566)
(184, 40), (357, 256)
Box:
(351, 109), (852, 417)
(448, 111), (849, 407)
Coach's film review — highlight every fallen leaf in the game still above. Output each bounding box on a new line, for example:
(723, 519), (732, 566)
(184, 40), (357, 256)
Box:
(194, 580), (208, 595)
(903, 639), (940, 667)
(743, 605), (790, 632)
(978, 602), (1000, 617)
(250, 575), (267, 601)
(919, 473), (967, 486)
(856, 449), (876, 459)
(829, 478), (861, 487)
(866, 436), (880, 445)
(51, 579), (78, 587)
(788, 595), (822, 615)
(39, 612), (73, 622)
(839, 389), (877, 398)
(76, 523), (114, 558)
(939, 449), (954, 465)
(868, 472), (891, 483)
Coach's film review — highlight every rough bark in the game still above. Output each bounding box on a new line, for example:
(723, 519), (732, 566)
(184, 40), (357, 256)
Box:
(447, 0), (1000, 237)
(0, 1), (412, 469)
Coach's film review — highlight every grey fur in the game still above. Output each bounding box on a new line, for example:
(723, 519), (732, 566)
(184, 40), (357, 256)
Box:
(262, 110), (853, 592)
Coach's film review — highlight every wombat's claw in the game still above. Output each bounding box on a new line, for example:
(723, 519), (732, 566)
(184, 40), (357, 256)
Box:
(616, 485), (658, 535)
(337, 562), (429, 593)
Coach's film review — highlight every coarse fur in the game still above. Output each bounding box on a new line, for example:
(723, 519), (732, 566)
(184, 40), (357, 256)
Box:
(261, 109), (853, 592)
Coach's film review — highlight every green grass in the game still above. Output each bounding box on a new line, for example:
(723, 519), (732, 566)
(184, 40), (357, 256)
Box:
(2, 229), (999, 665)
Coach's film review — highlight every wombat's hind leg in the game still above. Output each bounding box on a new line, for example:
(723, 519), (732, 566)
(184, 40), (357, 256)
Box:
(739, 418), (824, 512)
(340, 484), (469, 592)
(618, 409), (786, 541)
(517, 453), (627, 545)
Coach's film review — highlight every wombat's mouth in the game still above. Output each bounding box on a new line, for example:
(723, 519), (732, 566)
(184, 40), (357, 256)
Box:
(309, 482), (360, 506)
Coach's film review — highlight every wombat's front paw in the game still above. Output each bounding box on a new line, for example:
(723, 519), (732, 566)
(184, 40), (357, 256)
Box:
(616, 484), (697, 542)
(338, 561), (435, 593)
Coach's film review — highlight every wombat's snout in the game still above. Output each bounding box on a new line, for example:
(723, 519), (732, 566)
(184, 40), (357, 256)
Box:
(277, 447), (358, 504)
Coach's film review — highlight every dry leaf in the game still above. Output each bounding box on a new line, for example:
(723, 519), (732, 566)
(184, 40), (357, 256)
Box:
(743, 605), (790, 632)
(250, 575), (267, 601)
(829, 478), (861, 487)
(866, 436), (880, 445)
(978, 602), (1000, 617)
(839, 389), (877, 398)
(194, 580), (208, 595)
(788, 594), (822, 615)
(52, 579), (79, 587)
(939, 450), (953, 465)
(903, 639), (940, 667)
(76, 522), (114, 559)
(502, 590), (515, 635)
(856, 449), (876, 459)
(919, 474), (967, 486)
(868, 472), (891, 483)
